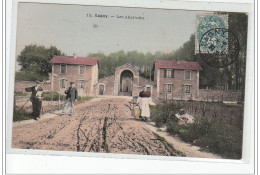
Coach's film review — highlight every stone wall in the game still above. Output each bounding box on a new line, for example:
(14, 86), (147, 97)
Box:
(198, 89), (244, 102)
(94, 75), (115, 96)
(14, 80), (51, 93)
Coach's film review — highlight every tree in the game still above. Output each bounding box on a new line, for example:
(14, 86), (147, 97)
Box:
(17, 44), (62, 78)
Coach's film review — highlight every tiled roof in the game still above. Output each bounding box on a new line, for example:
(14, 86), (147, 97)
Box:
(155, 60), (203, 71)
(49, 56), (99, 66)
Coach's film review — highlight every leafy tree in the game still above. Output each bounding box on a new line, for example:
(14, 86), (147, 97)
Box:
(17, 44), (62, 78)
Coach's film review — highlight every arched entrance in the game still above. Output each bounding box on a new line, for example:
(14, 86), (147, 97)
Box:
(119, 69), (133, 96)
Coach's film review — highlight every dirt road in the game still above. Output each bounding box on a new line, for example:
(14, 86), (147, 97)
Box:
(12, 97), (221, 158)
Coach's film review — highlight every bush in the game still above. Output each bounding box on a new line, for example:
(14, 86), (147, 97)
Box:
(150, 101), (243, 159)
(42, 92), (66, 101)
(15, 71), (48, 81)
(13, 109), (34, 121)
(166, 121), (181, 134)
(179, 118), (211, 143)
(14, 92), (30, 96)
(198, 122), (243, 159)
(150, 102), (180, 127)
(78, 96), (92, 101)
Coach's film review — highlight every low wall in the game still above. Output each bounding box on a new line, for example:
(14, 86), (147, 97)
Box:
(14, 80), (51, 93)
(198, 89), (244, 102)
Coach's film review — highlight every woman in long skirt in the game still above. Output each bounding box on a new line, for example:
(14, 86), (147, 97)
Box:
(137, 90), (154, 122)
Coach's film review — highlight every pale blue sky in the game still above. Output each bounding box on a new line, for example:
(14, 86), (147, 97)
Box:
(16, 3), (199, 69)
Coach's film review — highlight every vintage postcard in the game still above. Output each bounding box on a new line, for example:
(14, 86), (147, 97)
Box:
(9, 1), (251, 163)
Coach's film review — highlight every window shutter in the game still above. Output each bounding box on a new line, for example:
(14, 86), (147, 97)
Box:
(164, 69), (166, 78)
(172, 70), (174, 78)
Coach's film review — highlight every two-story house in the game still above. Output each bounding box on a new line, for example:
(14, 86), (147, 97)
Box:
(154, 60), (203, 100)
(49, 55), (99, 96)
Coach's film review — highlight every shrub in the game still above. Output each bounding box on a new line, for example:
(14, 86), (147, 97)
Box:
(150, 101), (243, 159)
(15, 71), (48, 81)
(13, 109), (34, 121)
(14, 92), (30, 96)
(166, 121), (181, 134)
(198, 122), (243, 159)
(78, 96), (92, 101)
(42, 92), (66, 101)
(150, 102), (180, 127)
(179, 118), (212, 143)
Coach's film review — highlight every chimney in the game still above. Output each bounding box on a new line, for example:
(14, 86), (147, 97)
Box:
(73, 53), (77, 58)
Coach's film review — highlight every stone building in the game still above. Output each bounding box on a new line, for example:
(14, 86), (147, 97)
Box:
(94, 64), (155, 97)
(49, 55), (203, 100)
(18, 56), (243, 102)
(154, 60), (203, 100)
(49, 55), (99, 96)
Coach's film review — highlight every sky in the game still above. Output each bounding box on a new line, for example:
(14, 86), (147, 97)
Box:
(15, 3), (199, 70)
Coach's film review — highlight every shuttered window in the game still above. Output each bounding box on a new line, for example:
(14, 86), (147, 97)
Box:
(60, 65), (66, 74)
(164, 69), (174, 78)
(164, 84), (172, 93)
(185, 70), (191, 80)
(183, 85), (191, 93)
(79, 66), (85, 75)
(78, 80), (84, 89)
(60, 79), (67, 88)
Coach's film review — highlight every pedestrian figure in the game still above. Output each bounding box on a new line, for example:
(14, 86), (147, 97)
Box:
(139, 86), (151, 98)
(25, 81), (43, 120)
(137, 86), (154, 122)
(61, 82), (78, 116)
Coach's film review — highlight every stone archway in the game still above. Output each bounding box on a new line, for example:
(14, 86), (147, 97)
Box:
(119, 70), (134, 96)
(113, 64), (140, 96)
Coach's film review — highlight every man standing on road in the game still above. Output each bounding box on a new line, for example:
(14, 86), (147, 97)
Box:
(61, 82), (78, 116)
(25, 81), (43, 120)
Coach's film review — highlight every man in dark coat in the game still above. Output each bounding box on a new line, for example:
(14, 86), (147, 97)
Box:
(61, 82), (78, 116)
(25, 81), (43, 120)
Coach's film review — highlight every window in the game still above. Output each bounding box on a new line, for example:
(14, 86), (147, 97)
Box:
(60, 79), (67, 88)
(164, 84), (172, 93)
(79, 66), (85, 75)
(60, 65), (66, 74)
(185, 70), (191, 80)
(183, 85), (191, 93)
(164, 69), (174, 78)
(78, 80), (85, 89)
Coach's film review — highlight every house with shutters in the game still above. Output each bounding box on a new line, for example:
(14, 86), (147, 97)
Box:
(153, 60), (203, 100)
(49, 55), (99, 97)
(49, 55), (203, 100)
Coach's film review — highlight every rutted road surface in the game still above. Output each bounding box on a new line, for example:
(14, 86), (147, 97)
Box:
(12, 97), (221, 158)
(12, 97), (183, 156)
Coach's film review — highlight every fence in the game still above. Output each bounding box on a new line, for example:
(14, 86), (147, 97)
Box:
(198, 89), (244, 102)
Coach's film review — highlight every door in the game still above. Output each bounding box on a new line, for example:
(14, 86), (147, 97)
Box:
(99, 85), (104, 95)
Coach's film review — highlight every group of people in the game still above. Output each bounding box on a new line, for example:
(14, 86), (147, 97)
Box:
(26, 81), (78, 120)
(26, 81), (153, 122)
